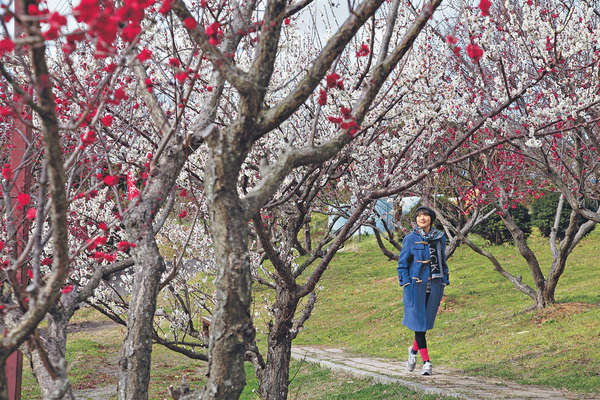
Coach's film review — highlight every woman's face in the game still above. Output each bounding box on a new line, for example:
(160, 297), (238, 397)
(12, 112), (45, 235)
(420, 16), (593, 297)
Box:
(416, 212), (432, 231)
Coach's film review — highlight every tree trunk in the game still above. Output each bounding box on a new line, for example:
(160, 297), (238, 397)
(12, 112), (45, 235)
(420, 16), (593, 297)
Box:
(0, 359), (8, 400)
(27, 313), (73, 399)
(118, 229), (165, 400)
(201, 143), (255, 400)
(304, 220), (311, 252)
(257, 289), (298, 400)
(541, 286), (556, 307)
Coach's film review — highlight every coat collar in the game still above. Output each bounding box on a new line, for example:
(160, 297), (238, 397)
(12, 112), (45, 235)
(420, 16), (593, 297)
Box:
(414, 227), (444, 241)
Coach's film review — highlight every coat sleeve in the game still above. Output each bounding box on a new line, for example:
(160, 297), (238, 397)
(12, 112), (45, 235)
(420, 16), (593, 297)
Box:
(397, 236), (412, 287)
(441, 235), (450, 285)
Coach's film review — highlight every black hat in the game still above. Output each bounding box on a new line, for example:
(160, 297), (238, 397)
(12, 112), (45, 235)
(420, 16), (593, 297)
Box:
(415, 206), (436, 222)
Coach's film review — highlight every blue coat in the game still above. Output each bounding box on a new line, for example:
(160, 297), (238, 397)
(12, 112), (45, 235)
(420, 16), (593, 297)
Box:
(397, 230), (449, 332)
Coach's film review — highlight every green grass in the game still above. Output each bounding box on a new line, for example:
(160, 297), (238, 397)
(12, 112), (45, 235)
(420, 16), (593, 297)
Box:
(22, 227), (600, 398)
(295, 228), (600, 394)
(23, 325), (450, 400)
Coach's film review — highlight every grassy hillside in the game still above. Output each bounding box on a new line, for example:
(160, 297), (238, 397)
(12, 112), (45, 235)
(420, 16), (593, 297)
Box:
(22, 227), (599, 398)
(293, 228), (600, 393)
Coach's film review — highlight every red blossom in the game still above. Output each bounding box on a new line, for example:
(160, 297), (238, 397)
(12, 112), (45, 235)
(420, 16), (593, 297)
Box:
(104, 175), (118, 186)
(178, 210), (188, 218)
(0, 38), (15, 56)
(101, 115), (113, 126)
(326, 72), (340, 89)
(169, 58), (180, 67)
(26, 208), (37, 220)
(103, 62), (117, 73)
(48, 12), (68, 29)
(205, 21), (220, 36)
(94, 236), (108, 247)
(127, 172), (139, 200)
(80, 130), (96, 147)
(478, 0), (491, 16)
(466, 43), (483, 62)
(43, 27), (60, 40)
(117, 240), (136, 251)
(113, 88), (128, 103)
(98, 222), (108, 230)
(318, 89), (327, 105)
(61, 285), (74, 294)
(0, 106), (12, 119)
(356, 43), (370, 57)
(28, 4), (40, 15)
(137, 48), (152, 61)
(0, 241), (4, 252)
(340, 106), (352, 119)
(145, 77), (154, 91)
(284, 17), (290, 25)
(17, 193), (30, 207)
(158, 0), (172, 14)
(2, 164), (11, 180)
(27, 269), (33, 279)
(184, 17), (197, 30)
(74, 0), (100, 23)
(121, 23), (141, 42)
(446, 35), (457, 45)
(175, 71), (188, 83)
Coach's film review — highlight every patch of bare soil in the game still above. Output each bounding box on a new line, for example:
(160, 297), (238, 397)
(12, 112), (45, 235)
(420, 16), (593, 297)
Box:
(438, 295), (456, 313)
(532, 302), (598, 326)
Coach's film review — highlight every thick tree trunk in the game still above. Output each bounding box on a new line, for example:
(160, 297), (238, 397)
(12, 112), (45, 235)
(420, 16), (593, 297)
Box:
(27, 313), (73, 399)
(201, 142), (254, 400)
(259, 337), (293, 400)
(118, 229), (165, 400)
(257, 289), (298, 400)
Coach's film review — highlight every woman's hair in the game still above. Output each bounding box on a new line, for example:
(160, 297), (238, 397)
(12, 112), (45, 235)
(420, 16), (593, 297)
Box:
(414, 206), (436, 223)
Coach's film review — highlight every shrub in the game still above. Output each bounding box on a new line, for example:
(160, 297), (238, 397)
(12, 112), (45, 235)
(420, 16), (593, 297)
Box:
(530, 191), (597, 239)
(473, 204), (531, 245)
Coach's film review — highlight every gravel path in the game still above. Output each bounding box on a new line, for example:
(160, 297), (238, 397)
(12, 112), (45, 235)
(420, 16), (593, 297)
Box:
(291, 345), (600, 400)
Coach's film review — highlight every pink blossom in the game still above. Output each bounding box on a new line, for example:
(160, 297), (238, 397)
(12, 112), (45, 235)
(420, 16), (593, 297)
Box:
(326, 72), (340, 89)
(466, 43), (483, 62)
(175, 71), (188, 83)
(479, 0), (491, 16)
(101, 115), (113, 127)
(446, 35), (457, 45)
(104, 175), (118, 186)
(184, 17), (197, 30)
(137, 48), (152, 62)
(61, 284), (74, 294)
(26, 208), (37, 220)
(17, 193), (30, 207)
(0, 38), (14, 56)
(318, 89), (327, 105)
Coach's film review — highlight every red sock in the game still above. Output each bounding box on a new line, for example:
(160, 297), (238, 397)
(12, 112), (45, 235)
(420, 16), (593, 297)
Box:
(419, 348), (430, 362)
(412, 340), (419, 352)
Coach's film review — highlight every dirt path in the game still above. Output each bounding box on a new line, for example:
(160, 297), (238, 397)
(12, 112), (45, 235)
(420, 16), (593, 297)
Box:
(291, 345), (600, 400)
(66, 320), (598, 400)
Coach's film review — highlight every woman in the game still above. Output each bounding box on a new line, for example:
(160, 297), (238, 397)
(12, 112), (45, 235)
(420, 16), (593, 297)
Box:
(397, 206), (449, 375)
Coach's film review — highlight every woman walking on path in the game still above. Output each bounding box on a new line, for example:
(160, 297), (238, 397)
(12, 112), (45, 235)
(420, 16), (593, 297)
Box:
(397, 206), (449, 375)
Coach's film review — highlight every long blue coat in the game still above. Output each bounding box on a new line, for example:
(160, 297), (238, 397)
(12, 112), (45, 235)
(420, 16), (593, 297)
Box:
(397, 230), (449, 332)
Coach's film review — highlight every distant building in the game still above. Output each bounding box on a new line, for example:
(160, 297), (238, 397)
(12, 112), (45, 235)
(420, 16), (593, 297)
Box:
(329, 196), (420, 236)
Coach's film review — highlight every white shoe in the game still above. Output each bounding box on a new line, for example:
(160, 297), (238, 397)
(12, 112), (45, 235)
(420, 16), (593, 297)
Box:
(407, 347), (417, 372)
(422, 361), (432, 375)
